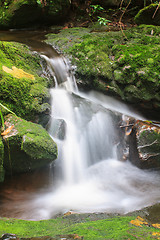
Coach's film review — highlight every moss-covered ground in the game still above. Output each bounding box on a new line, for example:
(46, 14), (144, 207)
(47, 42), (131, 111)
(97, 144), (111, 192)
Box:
(0, 41), (50, 121)
(0, 214), (160, 239)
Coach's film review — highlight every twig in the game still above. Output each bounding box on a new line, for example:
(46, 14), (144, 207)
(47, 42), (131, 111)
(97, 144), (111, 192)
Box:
(142, 153), (160, 161)
(138, 139), (158, 149)
(120, 119), (160, 130)
(152, 1), (160, 19)
(119, 0), (132, 39)
(120, 124), (134, 128)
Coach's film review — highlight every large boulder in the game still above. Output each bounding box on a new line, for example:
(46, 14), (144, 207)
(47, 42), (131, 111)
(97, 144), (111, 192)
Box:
(0, 41), (51, 126)
(46, 25), (160, 119)
(118, 117), (160, 169)
(0, 0), (70, 29)
(135, 4), (160, 26)
(1, 114), (58, 174)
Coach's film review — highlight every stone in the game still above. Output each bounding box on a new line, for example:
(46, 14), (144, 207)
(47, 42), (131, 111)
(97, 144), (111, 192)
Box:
(0, 0), (71, 29)
(137, 122), (160, 169)
(2, 114), (58, 174)
(47, 118), (66, 140)
(0, 41), (51, 126)
(135, 4), (160, 26)
(1, 234), (17, 240)
(46, 26), (160, 119)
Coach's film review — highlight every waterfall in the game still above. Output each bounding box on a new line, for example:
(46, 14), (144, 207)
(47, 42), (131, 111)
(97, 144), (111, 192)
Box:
(28, 51), (160, 220)
(0, 32), (159, 221)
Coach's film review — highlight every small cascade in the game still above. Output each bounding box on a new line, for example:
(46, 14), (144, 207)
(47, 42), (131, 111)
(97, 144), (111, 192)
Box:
(43, 50), (117, 186)
(41, 54), (78, 92)
(49, 89), (116, 185)
(29, 49), (160, 220)
(0, 33), (159, 220)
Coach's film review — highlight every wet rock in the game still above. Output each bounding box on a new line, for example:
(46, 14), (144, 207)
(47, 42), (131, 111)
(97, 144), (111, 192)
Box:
(128, 120), (141, 168)
(118, 116), (160, 169)
(1, 234), (17, 240)
(123, 117), (160, 169)
(47, 118), (66, 140)
(2, 114), (58, 174)
(137, 125), (160, 169)
(55, 235), (83, 240)
(145, 203), (160, 224)
(135, 4), (160, 26)
(20, 237), (55, 240)
(0, 0), (70, 29)
(20, 235), (83, 240)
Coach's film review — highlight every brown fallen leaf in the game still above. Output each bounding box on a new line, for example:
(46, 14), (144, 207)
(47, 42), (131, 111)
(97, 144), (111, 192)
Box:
(1, 125), (14, 136)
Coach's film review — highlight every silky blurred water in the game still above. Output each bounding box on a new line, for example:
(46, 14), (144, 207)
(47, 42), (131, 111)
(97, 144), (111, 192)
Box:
(28, 82), (160, 220)
(0, 41), (159, 220)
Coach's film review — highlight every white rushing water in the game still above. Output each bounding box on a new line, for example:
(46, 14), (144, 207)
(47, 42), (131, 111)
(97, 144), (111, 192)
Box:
(28, 53), (160, 220)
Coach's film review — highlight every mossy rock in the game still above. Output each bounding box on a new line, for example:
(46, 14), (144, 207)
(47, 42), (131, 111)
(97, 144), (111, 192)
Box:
(0, 41), (51, 124)
(0, 0), (70, 29)
(135, 4), (160, 26)
(138, 129), (160, 169)
(46, 28), (116, 92)
(2, 114), (58, 174)
(46, 26), (160, 116)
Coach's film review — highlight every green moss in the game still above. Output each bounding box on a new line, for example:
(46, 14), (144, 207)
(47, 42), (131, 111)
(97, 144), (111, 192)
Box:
(0, 215), (159, 239)
(114, 70), (123, 81)
(3, 114), (57, 173)
(23, 132), (57, 160)
(0, 41), (50, 121)
(47, 28), (123, 92)
(46, 26), (160, 105)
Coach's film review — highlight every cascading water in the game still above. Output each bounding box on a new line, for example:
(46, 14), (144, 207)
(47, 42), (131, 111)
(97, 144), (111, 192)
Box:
(0, 33), (159, 220)
(28, 51), (160, 220)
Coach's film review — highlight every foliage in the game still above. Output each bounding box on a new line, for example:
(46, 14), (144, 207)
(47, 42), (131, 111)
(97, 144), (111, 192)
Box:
(89, 4), (104, 17)
(97, 16), (111, 26)
(88, 4), (111, 26)
(0, 0), (12, 8)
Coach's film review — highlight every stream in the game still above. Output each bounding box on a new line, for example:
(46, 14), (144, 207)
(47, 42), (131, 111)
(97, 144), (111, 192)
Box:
(0, 30), (160, 220)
